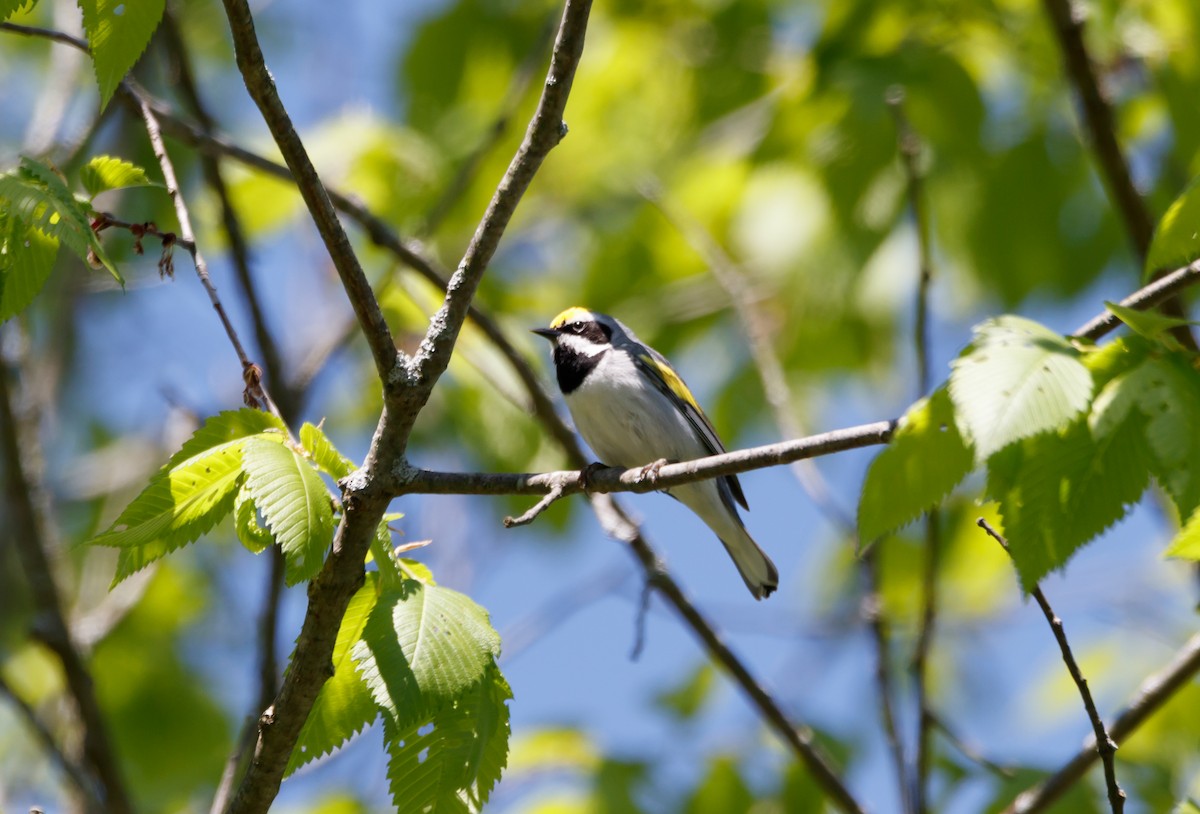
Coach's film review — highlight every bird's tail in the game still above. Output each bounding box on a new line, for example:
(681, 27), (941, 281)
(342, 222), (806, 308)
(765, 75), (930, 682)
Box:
(676, 481), (779, 599)
(718, 524), (779, 600)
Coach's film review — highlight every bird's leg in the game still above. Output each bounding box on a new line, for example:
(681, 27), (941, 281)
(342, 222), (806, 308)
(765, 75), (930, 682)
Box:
(636, 458), (670, 485)
(579, 461), (608, 493)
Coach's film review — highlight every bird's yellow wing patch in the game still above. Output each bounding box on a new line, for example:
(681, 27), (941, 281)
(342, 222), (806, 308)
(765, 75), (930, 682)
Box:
(549, 307), (594, 329)
(639, 352), (702, 414)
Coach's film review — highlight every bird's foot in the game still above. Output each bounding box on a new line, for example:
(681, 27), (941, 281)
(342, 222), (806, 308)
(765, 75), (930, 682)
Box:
(579, 461), (607, 493)
(636, 458), (670, 486)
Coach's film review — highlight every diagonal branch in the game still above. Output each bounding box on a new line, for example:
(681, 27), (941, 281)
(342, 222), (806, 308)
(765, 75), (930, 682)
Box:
(218, 0), (398, 382)
(978, 520), (1125, 814)
(1040, 0), (1153, 259)
(392, 0), (592, 440)
(1002, 631), (1200, 814)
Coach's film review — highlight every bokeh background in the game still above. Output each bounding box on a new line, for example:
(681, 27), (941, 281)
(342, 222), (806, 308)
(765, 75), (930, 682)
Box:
(3, 0), (1200, 811)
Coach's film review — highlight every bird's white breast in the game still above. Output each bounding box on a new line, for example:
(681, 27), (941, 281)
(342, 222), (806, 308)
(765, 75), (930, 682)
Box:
(563, 350), (710, 470)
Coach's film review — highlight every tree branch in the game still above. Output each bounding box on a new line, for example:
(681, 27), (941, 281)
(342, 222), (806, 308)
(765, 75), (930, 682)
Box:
(390, 0), (592, 444)
(1002, 631), (1200, 813)
(399, 420), (898, 500)
(1039, 0), (1153, 259)
(586, 493), (868, 814)
(978, 520), (1125, 814)
(217, 0), (399, 383)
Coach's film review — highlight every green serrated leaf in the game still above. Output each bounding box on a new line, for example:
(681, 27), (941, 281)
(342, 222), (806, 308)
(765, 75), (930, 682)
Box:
(287, 573), (382, 776)
(1, 0), (37, 24)
(89, 410), (288, 583)
(1164, 508), (1200, 561)
(78, 0), (166, 110)
(80, 155), (154, 198)
(242, 436), (334, 586)
(987, 412), (1150, 591)
(1104, 301), (1192, 350)
(353, 580), (501, 728)
(300, 422), (356, 479)
(1, 213), (59, 321)
(1121, 357), (1200, 518)
(858, 387), (974, 541)
(950, 316), (1093, 461)
(0, 157), (119, 282)
(370, 520), (405, 591)
(382, 664), (512, 814)
(1146, 174), (1200, 279)
(93, 445), (245, 582)
(233, 484), (273, 554)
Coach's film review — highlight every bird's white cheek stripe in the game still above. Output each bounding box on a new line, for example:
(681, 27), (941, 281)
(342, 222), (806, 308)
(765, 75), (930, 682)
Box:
(558, 334), (610, 357)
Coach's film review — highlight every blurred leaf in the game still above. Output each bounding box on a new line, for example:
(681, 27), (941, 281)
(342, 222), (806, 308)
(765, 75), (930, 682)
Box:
(984, 766), (1102, 813)
(859, 386), (974, 541)
(1146, 173), (1200, 279)
(78, 0), (166, 110)
(654, 662), (716, 721)
(1, 0), (38, 22)
(1165, 508), (1200, 560)
(684, 756), (753, 814)
(80, 155), (154, 198)
(287, 574), (381, 776)
(91, 565), (229, 808)
(507, 728), (600, 775)
(0, 213), (58, 321)
(951, 316), (1093, 461)
(1104, 301), (1193, 349)
(242, 436), (334, 585)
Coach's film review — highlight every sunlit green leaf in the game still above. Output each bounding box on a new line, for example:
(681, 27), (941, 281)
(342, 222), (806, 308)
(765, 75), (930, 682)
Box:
(1164, 508), (1200, 561)
(654, 662), (716, 721)
(1, 0), (39, 22)
(950, 316), (1093, 461)
(1146, 173), (1200, 279)
(80, 155), (154, 198)
(300, 421), (356, 480)
(287, 574), (381, 776)
(684, 756), (753, 814)
(986, 411), (1150, 590)
(233, 484), (273, 554)
(0, 214), (58, 321)
(0, 157), (120, 282)
(78, 0), (166, 110)
(859, 386), (973, 540)
(1104, 300), (1192, 350)
(382, 664), (511, 814)
(242, 436), (334, 585)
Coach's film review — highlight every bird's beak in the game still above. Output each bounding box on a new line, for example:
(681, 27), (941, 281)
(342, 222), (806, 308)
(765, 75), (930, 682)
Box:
(531, 327), (559, 341)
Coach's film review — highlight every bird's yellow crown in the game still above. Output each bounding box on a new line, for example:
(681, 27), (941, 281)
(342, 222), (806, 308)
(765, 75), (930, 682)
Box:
(548, 306), (594, 329)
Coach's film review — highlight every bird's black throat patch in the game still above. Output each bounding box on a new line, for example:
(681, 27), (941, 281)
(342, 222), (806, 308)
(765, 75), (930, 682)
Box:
(553, 344), (605, 394)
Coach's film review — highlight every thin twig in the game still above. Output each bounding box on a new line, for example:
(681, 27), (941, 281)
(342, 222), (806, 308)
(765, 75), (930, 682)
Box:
(889, 86), (940, 814)
(217, 0), (398, 383)
(419, 13), (558, 236)
(159, 7), (296, 420)
(1039, 0), (1153, 259)
(133, 96), (283, 415)
(503, 483), (566, 527)
(861, 552), (911, 814)
(0, 674), (101, 812)
(589, 492), (867, 813)
(927, 709), (1015, 780)
(977, 519), (1125, 814)
(643, 185), (854, 532)
(1040, 0), (1196, 349)
(1003, 631), (1200, 813)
